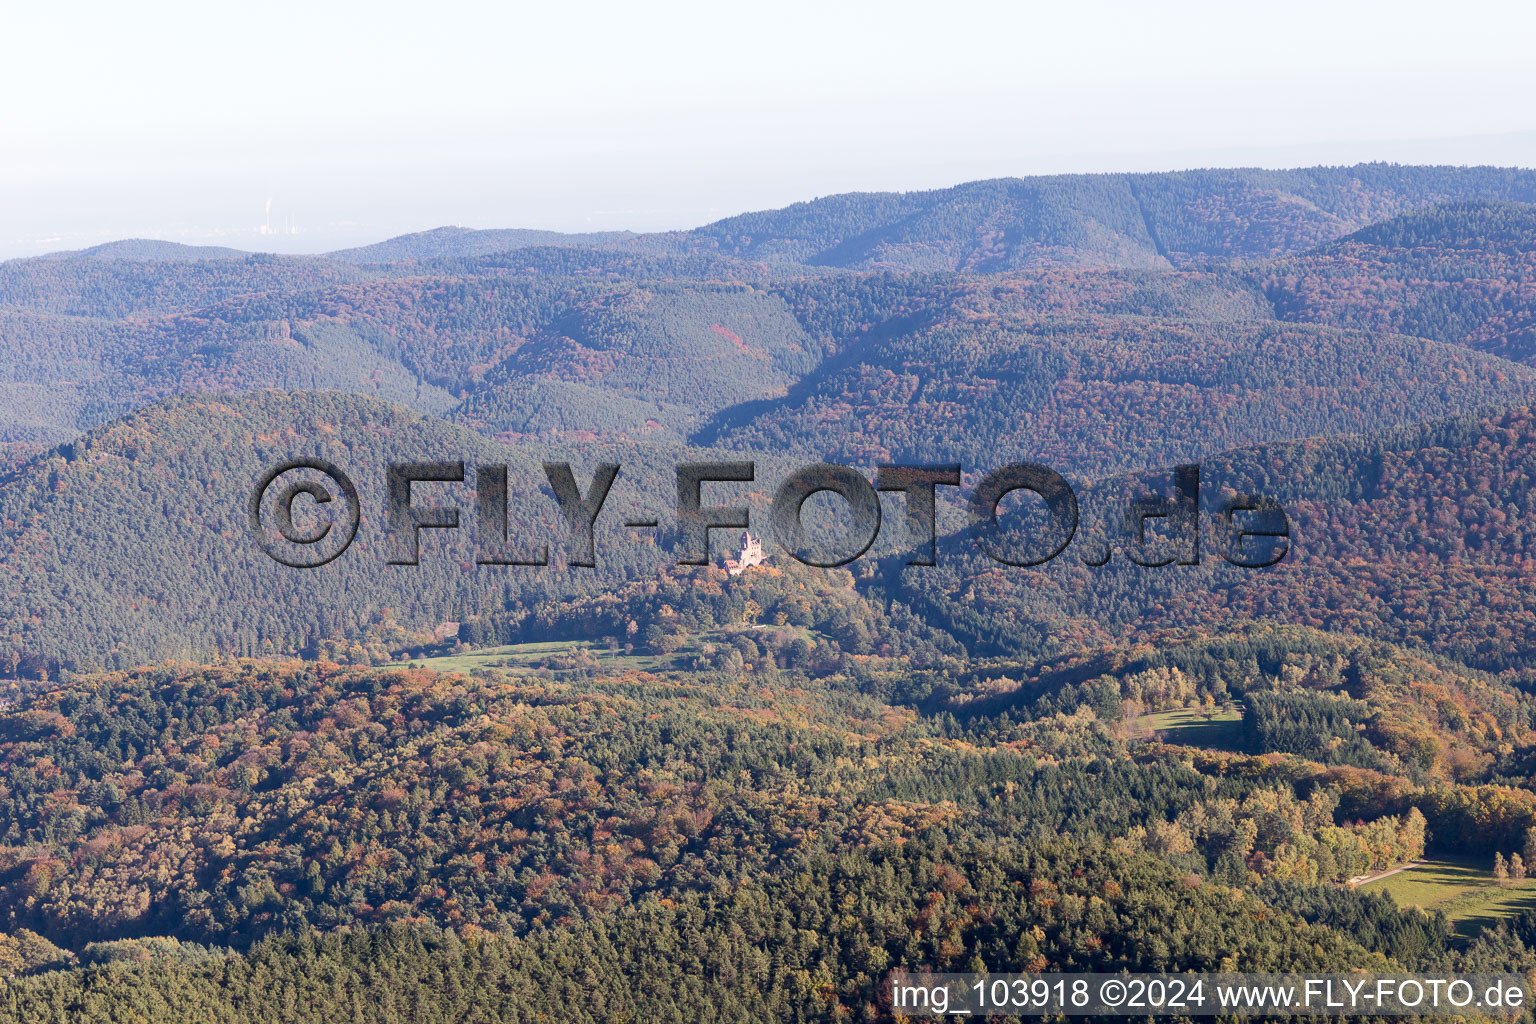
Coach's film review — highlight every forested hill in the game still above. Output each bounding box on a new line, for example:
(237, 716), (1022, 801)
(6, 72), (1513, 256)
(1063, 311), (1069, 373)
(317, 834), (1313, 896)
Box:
(1344, 199), (1536, 250)
(309, 164), (1536, 271)
(904, 403), (1536, 683)
(1264, 199), (1536, 363)
(695, 311), (1536, 470)
(0, 390), (718, 677)
(11, 386), (1536, 678)
(0, 654), (1444, 1020)
(325, 226), (637, 264)
(28, 164), (1536, 275)
(651, 165), (1536, 271)
(5, 165), (1536, 1019)
(7, 198), (1536, 460)
(53, 240), (252, 262)
(0, 169), (1534, 676)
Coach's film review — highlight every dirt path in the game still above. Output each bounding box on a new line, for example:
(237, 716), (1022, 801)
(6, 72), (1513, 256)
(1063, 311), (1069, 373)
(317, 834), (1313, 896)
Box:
(1348, 862), (1419, 887)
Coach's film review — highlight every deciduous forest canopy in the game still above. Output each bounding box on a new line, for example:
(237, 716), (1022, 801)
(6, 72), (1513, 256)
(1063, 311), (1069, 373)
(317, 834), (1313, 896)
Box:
(4, 164), (1536, 1021)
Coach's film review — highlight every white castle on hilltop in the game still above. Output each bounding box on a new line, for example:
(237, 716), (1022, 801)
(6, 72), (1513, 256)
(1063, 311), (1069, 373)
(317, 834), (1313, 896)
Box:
(723, 531), (767, 576)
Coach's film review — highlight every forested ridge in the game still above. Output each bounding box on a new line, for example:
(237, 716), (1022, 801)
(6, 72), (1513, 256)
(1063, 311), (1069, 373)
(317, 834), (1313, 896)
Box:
(4, 165), (1536, 1019)
(1263, 200), (1536, 363)
(896, 404), (1536, 684)
(6, 165), (1536, 452)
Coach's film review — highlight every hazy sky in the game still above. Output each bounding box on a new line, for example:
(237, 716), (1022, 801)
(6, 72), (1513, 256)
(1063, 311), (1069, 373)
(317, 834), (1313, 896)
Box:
(3, 0), (1535, 257)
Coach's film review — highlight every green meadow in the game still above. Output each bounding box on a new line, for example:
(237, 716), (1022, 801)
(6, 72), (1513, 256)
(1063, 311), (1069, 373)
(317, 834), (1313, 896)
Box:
(1364, 857), (1536, 938)
(390, 638), (682, 675)
(1132, 703), (1245, 750)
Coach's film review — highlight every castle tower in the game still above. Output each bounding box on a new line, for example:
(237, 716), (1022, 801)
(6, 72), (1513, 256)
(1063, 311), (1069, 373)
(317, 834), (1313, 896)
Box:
(725, 531), (767, 575)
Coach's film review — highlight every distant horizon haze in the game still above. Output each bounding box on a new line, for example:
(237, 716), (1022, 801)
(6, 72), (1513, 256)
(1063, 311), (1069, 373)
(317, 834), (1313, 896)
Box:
(8, 138), (1536, 262)
(4, 0), (1534, 259)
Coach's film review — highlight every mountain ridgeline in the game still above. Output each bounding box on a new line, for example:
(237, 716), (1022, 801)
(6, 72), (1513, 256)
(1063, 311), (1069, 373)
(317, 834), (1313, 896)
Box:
(3, 165), (1536, 673)
(6, 164), (1536, 1019)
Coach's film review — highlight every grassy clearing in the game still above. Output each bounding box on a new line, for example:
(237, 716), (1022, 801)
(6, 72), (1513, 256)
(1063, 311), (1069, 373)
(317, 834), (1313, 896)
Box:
(1131, 704), (1244, 750)
(387, 626), (811, 677)
(388, 638), (681, 675)
(1364, 856), (1536, 937)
